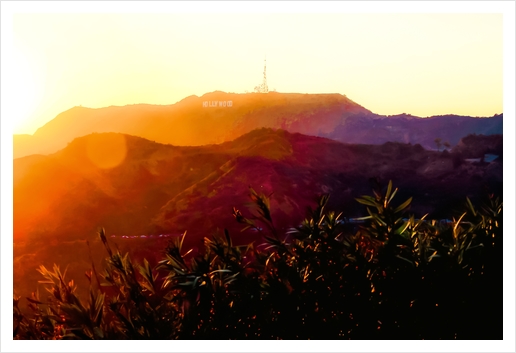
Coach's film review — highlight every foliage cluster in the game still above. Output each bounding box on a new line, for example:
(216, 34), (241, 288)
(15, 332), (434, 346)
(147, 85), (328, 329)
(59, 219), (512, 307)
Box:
(14, 180), (502, 339)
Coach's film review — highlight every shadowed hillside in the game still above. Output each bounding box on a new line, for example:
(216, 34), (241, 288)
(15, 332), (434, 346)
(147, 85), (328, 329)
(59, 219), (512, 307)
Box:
(452, 133), (503, 159)
(14, 129), (502, 301)
(324, 113), (503, 148)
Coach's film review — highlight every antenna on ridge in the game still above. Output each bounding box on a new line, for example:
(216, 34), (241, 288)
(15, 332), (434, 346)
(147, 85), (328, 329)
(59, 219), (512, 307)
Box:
(263, 56), (268, 93)
(254, 56), (269, 93)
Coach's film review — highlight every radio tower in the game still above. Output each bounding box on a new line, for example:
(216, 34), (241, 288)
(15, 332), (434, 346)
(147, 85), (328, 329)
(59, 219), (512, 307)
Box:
(254, 57), (269, 93)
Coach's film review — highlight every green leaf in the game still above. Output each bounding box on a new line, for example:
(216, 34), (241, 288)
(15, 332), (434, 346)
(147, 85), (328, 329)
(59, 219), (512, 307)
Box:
(355, 197), (378, 207)
(394, 197), (412, 214)
(394, 221), (410, 236)
(387, 188), (398, 206)
(210, 269), (232, 275)
(466, 197), (477, 217)
(453, 212), (467, 234)
(93, 326), (104, 339)
(224, 229), (232, 248)
(395, 255), (415, 267)
(385, 180), (393, 201)
(372, 213), (387, 227)
(240, 225), (252, 232)
(60, 303), (91, 327)
(25, 297), (43, 305)
(428, 251), (440, 262)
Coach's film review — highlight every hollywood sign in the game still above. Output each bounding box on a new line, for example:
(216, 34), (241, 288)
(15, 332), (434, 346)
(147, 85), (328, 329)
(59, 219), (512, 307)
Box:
(203, 100), (233, 108)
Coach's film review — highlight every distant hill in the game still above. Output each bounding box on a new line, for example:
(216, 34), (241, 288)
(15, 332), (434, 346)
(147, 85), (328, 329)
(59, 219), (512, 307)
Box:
(324, 113), (503, 149)
(452, 134), (503, 159)
(13, 92), (502, 158)
(13, 92), (372, 158)
(14, 129), (502, 299)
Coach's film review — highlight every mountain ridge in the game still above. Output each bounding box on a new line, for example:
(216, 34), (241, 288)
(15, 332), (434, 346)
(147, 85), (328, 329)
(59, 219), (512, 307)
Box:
(14, 127), (502, 243)
(14, 91), (502, 159)
(14, 128), (503, 299)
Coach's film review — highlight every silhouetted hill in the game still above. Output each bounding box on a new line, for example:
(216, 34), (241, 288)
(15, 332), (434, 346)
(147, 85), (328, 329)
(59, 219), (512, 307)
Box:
(14, 129), (502, 300)
(324, 113), (503, 149)
(13, 92), (502, 158)
(452, 134), (503, 159)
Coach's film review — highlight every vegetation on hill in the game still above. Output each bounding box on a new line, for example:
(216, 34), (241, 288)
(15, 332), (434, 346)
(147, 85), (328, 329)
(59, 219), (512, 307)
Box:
(13, 92), (502, 159)
(452, 133), (503, 159)
(13, 129), (503, 311)
(325, 114), (502, 149)
(14, 180), (502, 339)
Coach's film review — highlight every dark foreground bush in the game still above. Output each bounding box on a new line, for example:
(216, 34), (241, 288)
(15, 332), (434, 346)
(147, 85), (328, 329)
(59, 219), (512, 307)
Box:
(13, 180), (503, 339)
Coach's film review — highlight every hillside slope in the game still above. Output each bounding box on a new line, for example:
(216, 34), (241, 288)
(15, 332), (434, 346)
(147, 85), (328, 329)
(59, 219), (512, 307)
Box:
(325, 113), (503, 148)
(13, 92), (502, 159)
(13, 92), (372, 158)
(14, 129), (502, 299)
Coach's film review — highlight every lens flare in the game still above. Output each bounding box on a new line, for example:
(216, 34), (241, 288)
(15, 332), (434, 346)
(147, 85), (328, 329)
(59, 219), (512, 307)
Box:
(86, 133), (127, 169)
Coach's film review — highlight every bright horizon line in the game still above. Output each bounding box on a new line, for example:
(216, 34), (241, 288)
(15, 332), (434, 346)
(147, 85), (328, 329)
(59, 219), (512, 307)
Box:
(13, 90), (503, 136)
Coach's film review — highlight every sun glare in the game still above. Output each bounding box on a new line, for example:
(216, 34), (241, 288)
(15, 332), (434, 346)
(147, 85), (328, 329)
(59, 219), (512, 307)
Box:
(10, 46), (42, 134)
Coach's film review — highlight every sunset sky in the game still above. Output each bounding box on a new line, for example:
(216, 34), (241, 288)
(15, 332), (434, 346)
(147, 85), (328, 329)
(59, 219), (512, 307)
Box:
(2, 2), (506, 135)
(1, 2), (516, 351)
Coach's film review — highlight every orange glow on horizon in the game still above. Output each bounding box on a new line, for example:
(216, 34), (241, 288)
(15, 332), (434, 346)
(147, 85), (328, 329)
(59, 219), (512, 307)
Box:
(4, 10), (504, 135)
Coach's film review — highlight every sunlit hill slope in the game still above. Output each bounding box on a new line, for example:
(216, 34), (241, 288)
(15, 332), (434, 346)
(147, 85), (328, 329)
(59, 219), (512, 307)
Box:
(13, 92), (370, 158)
(13, 92), (502, 159)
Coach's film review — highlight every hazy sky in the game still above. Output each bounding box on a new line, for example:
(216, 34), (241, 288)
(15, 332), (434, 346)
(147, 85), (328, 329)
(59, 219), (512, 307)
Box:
(1, 3), (516, 352)
(3, 4), (505, 134)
